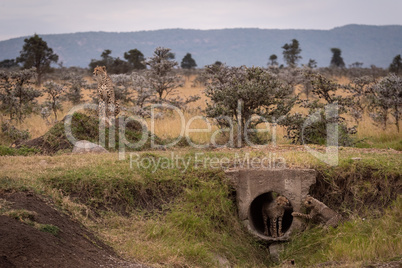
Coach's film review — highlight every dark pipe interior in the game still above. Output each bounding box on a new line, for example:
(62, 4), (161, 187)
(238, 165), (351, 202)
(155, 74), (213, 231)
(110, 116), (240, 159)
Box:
(249, 192), (293, 237)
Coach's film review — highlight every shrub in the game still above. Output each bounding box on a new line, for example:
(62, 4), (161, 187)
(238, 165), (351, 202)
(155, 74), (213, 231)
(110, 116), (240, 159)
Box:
(0, 68), (41, 123)
(203, 65), (295, 147)
(282, 72), (357, 146)
(366, 74), (402, 132)
(1, 121), (31, 143)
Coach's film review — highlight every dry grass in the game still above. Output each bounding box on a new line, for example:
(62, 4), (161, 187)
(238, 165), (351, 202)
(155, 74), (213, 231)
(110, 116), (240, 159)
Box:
(3, 74), (400, 150)
(0, 145), (400, 267)
(1, 74), (400, 267)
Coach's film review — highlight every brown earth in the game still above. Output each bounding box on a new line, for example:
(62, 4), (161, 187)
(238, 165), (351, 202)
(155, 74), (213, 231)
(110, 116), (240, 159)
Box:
(0, 191), (147, 268)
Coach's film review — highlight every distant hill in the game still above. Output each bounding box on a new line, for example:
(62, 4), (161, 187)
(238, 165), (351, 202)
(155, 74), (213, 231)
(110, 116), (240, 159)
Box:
(0, 24), (401, 68)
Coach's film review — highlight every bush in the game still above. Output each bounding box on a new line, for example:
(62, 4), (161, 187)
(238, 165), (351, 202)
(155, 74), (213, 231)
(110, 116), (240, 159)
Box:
(1, 121), (31, 143)
(18, 112), (160, 154)
(0, 68), (41, 123)
(366, 74), (402, 132)
(282, 72), (358, 146)
(203, 65), (295, 147)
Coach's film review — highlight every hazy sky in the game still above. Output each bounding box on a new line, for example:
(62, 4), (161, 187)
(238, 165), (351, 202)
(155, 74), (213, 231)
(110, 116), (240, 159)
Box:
(1, 0), (401, 41)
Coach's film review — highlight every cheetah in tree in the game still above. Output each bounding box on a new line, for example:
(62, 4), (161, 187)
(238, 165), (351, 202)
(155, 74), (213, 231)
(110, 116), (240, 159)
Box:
(93, 66), (120, 125)
(291, 195), (342, 228)
(262, 195), (290, 238)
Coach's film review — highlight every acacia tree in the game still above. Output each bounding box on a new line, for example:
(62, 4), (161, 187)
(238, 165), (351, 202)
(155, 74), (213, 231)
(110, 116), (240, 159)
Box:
(350, 62), (363, 68)
(144, 47), (184, 102)
(124, 49), (146, 70)
(109, 74), (137, 105)
(330, 48), (345, 68)
(346, 75), (376, 124)
(89, 49), (131, 74)
(0, 68), (41, 123)
(204, 65), (295, 146)
(62, 71), (89, 105)
(0, 59), (18, 69)
(282, 39), (302, 68)
(389, 54), (402, 74)
(367, 74), (402, 132)
(130, 73), (156, 109)
(181, 53), (197, 69)
(89, 72), (154, 117)
(307, 59), (317, 69)
(16, 34), (58, 85)
(268, 54), (278, 66)
(301, 65), (315, 100)
(43, 81), (65, 122)
(101, 49), (114, 66)
(282, 72), (357, 146)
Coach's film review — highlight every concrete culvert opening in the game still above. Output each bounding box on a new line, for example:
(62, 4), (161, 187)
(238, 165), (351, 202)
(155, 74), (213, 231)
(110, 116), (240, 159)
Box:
(249, 191), (294, 238)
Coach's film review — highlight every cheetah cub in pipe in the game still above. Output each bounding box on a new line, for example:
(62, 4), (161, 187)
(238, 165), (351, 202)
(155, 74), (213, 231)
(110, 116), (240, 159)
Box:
(262, 195), (290, 238)
(292, 195), (342, 228)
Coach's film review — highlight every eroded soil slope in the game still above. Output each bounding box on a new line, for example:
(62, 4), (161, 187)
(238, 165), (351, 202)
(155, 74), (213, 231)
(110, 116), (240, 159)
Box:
(0, 191), (145, 268)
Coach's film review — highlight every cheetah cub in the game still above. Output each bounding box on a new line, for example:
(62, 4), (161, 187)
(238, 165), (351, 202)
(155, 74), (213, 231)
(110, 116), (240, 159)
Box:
(262, 195), (290, 238)
(292, 195), (342, 228)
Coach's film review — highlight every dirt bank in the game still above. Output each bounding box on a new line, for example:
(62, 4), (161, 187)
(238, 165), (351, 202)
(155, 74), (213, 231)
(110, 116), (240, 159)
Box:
(0, 191), (146, 268)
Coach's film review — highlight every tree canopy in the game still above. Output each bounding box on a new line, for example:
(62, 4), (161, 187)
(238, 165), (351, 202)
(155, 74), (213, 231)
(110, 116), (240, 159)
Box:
(330, 48), (345, 68)
(144, 47), (183, 101)
(389, 54), (402, 74)
(268, 54), (278, 66)
(204, 65), (295, 146)
(0, 68), (41, 123)
(282, 39), (302, 67)
(16, 34), (59, 84)
(181, 53), (197, 69)
(89, 49), (131, 74)
(124, 49), (146, 70)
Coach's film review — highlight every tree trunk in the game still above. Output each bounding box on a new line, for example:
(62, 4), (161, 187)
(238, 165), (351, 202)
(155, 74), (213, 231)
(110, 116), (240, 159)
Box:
(37, 71), (42, 86)
(53, 109), (58, 122)
(395, 104), (400, 133)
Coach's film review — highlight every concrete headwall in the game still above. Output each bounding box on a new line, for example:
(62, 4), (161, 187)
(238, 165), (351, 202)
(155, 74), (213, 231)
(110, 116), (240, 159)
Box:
(226, 169), (316, 242)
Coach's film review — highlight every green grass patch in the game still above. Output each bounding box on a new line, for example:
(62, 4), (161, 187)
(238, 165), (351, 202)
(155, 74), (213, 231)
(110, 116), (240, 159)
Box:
(1, 207), (60, 236)
(356, 132), (402, 151)
(356, 139), (402, 151)
(280, 196), (402, 266)
(1, 149), (400, 267)
(38, 224), (60, 236)
(40, 153), (272, 266)
(0, 145), (39, 156)
(19, 112), (161, 154)
(2, 208), (36, 222)
(41, 156), (186, 213)
(311, 158), (401, 217)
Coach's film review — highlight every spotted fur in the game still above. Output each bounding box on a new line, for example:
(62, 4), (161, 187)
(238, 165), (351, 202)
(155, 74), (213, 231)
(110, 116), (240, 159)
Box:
(93, 66), (119, 124)
(262, 195), (290, 238)
(292, 196), (342, 228)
